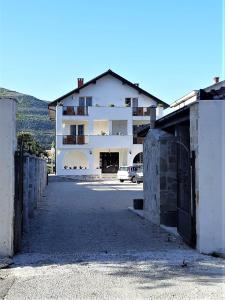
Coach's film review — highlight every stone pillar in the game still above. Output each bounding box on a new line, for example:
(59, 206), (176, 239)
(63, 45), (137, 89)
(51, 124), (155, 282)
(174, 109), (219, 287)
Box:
(143, 129), (177, 226)
(150, 106), (156, 129)
(0, 97), (17, 256)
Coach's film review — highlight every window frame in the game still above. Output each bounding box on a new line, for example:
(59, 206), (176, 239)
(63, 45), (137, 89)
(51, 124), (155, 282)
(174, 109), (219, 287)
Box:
(125, 97), (138, 107)
(79, 96), (92, 107)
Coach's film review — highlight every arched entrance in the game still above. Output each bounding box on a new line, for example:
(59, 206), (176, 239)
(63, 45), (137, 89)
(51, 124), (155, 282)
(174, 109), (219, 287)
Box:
(63, 151), (89, 169)
(133, 152), (143, 164)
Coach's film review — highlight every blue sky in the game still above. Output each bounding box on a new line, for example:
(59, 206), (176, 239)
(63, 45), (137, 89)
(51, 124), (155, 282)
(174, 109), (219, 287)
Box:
(0, 0), (224, 104)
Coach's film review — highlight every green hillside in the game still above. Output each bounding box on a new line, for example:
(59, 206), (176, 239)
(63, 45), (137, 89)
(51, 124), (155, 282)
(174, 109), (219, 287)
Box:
(0, 88), (55, 149)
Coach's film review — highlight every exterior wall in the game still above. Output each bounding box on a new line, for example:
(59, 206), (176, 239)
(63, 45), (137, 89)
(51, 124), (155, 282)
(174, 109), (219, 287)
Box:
(55, 75), (158, 176)
(63, 151), (89, 169)
(143, 129), (177, 226)
(56, 148), (93, 175)
(62, 75), (157, 108)
(111, 120), (127, 135)
(93, 120), (109, 135)
(190, 101), (225, 254)
(0, 98), (17, 256)
(63, 121), (89, 135)
(56, 144), (142, 176)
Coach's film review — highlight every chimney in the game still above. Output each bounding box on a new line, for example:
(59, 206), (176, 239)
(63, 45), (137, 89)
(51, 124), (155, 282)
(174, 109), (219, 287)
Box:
(77, 78), (84, 88)
(213, 76), (219, 84)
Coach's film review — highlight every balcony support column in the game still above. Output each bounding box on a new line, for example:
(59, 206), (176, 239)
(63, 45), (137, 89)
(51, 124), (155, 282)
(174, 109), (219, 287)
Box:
(109, 120), (112, 135)
(127, 119), (133, 136)
(88, 150), (94, 171)
(88, 120), (93, 135)
(127, 150), (133, 166)
(56, 106), (63, 149)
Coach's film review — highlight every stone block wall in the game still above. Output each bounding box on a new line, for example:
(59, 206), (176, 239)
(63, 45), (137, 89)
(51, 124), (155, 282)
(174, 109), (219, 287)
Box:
(143, 129), (177, 227)
(143, 130), (160, 224)
(159, 136), (177, 226)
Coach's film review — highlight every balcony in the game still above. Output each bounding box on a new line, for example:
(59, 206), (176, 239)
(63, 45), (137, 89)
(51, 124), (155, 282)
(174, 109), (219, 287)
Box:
(89, 134), (132, 148)
(62, 105), (152, 119)
(60, 134), (133, 148)
(63, 135), (88, 145)
(63, 106), (88, 116)
(132, 107), (150, 116)
(89, 106), (132, 120)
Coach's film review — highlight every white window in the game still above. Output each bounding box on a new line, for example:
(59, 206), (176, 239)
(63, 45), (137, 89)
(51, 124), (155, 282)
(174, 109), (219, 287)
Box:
(79, 97), (92, 107)
(125, 98), (138, 107)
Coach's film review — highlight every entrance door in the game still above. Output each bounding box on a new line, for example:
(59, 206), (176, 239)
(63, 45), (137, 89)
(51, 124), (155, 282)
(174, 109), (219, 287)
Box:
(70, 125), (77, 136)
(100, 152), (119, 173)
(176, 124), (196, 247)
(70, 125), (84, 136)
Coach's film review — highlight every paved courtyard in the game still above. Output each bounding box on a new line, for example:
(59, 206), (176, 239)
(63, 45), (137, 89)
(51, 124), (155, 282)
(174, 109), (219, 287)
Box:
(0, 179), (224, 299)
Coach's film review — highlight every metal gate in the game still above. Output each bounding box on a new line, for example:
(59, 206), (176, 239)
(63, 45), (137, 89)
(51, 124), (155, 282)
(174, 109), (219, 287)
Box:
(14, 150), (24, 253)
(176, 125), (196, 247)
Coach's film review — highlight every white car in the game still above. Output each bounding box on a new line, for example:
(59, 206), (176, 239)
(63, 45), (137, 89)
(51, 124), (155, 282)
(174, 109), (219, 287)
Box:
(117, 166), (139, 183)
(134, 167), (143, 184)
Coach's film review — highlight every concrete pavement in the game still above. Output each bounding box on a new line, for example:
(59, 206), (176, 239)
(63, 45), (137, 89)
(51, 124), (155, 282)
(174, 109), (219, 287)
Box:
(0, 180), (224, 299)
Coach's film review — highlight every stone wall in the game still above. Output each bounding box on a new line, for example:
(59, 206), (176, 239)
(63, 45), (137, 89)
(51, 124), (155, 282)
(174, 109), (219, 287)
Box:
(143, 129), (177, 226)
(143, 129), (160, 224)
(159, 135), (177, 226)
(23, 155), (47, 234)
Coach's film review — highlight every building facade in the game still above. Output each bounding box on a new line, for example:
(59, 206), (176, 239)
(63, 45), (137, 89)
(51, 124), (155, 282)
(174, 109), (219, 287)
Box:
(48, 70), (168, 176)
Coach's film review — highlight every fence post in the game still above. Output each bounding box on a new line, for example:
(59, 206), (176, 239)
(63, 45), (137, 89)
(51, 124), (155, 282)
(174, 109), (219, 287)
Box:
(28, 157), (35, 218)
(23, 155), (30, 233)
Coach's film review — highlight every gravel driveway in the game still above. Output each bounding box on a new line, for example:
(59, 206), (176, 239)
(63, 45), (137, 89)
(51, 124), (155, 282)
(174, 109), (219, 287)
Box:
(0, 179), (224, 299)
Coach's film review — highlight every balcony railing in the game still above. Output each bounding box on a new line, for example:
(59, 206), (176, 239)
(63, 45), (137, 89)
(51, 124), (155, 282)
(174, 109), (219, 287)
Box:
(62, 105), (151, 117)
(63, 135), (88, 145)
(62, 134), (143, 145)
(132, 107), (151, 116)
(63, 106), (88, 116)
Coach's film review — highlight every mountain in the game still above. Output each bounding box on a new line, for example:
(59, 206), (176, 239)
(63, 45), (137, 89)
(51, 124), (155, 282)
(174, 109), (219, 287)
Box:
(0, 88), (54, 149)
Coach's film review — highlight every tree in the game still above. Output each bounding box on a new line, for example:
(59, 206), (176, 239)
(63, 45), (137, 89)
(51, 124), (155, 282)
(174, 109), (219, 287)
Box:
(17, 132), (47, 157)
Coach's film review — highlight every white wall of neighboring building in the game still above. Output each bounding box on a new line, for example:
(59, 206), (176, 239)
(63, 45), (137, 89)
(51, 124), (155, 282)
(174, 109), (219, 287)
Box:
(191, 101), (225, 254)
(0, 98), (17, 256)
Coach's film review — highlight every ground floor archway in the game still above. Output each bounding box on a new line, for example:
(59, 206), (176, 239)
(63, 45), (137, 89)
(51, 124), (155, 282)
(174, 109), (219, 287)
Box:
(63, 150), (89, 170)
(133, 152), (143, 164)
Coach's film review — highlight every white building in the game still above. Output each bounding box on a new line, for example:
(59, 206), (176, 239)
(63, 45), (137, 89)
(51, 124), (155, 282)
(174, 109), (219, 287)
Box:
(48, 70), (169, 176)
